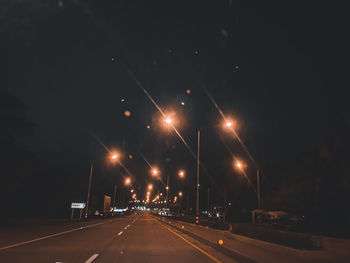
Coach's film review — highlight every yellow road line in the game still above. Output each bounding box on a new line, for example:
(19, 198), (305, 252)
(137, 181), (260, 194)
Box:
(162, 224), (223, 263)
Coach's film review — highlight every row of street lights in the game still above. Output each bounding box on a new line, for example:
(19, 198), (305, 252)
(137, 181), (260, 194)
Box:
(85, 115), (261, 219)
(162, 116), (262, 220)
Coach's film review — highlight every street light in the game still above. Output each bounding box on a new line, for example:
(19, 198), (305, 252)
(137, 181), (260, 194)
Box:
(151, 168), (159, 177)
(124, 177), (131, 186)
(148, 184), (153, 190)
(110, 152), (121, 162)
(178, 170), (185, 178)
(179, 191), (183, 197)
(234, 159), (245, 170)
(234, 159), (261, 209)
(222, 119), (237, 130)
(85, 150), (122, 219)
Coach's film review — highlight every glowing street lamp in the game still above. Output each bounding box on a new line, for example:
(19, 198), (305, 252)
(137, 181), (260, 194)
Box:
(222, 119), (237, 130)
(148, 184), (153, 190)
(151, 168), (159, 177)
(111, 152), (120, 161)
(124, 177), (131, 186)
(234, 160), (245, 171)
(178, 170), (185, 178)
(234, 158), (261, 210)
(179, 191), (183, 197)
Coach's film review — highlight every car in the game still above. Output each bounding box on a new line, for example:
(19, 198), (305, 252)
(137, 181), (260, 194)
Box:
(253, 210), (304, 230)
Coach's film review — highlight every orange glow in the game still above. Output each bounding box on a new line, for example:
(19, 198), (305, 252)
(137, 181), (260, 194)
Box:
(160, 111), (181, 131)
(151, 168), (159, 177)
(124, 177), (131, 185)
(178, 170), (185, 178)
(179, 191), (183, 197)
(234, 159), (246, 171)
(148, 184), (153, 190)
(222, 118), (238, 131)
(186, 89), (191, 94)
(111, 152), (120, 160)
(124, 110), (131, 117)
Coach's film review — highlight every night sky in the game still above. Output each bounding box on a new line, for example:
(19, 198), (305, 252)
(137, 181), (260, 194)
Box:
(1, 1), (348, 216)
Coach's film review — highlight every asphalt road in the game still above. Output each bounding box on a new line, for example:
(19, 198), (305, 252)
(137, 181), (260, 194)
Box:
(0, 212), (215, 263)
(1, 212), (347, 263)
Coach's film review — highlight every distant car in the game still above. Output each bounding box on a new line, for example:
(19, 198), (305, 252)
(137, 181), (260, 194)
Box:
(93, 210), (109, 218)
(253, 210), (304, 230)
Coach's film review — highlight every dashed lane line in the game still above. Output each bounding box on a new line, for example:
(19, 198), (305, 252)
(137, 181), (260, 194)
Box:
(84, 253), (99, 263)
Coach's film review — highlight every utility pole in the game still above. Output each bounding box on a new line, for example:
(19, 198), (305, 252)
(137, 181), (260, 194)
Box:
(186, 192), (189, 215)
(257, 169), (261, 209)
(224, 186), (227, 223)
(113, 184), (117, 208)
(196, 129), (200, 222)
(207, 187), (210, 213)
(85, 163), (93, 219)
(166, 176), (169, 207)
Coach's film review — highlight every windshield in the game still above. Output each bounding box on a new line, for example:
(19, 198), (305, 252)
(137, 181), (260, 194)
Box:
(0, 1), (349, 262)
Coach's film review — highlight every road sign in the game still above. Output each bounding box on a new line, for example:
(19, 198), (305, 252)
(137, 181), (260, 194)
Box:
(71, 202), (86, 209)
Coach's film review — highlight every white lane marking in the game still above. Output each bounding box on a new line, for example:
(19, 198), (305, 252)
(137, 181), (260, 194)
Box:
(117, 231), (123, 236)
(85, 253), (99, 263)
(0, 221), (111, 251)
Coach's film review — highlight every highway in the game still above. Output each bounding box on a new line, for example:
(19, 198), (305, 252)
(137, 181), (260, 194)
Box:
(0, 212), (346, 263)
(0, 212), (215, 263)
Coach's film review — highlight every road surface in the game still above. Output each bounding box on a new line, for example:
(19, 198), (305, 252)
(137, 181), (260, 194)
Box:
(0, 212), (347, 263)
(0, 212), (217, 263)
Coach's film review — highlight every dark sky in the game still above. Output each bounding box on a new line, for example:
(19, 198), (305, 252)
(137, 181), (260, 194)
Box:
(1, 1), (348, 203)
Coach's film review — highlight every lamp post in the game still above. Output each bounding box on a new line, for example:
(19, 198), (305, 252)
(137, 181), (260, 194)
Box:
(162, 116), (232, 222)
(85, 152), (121, 219)
(196, 129), (200, 221)
(257, 169), (261, 209)
(234, 159), (261, 209)
(166, 177), (169, 206)
(85, 163), (93, 219)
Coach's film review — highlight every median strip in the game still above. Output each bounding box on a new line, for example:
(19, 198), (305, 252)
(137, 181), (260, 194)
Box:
(163, 225), (222, 263)
(156, 216), (256, 263)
